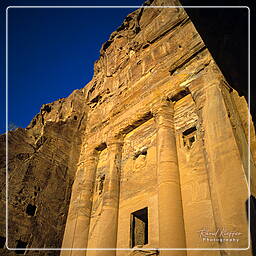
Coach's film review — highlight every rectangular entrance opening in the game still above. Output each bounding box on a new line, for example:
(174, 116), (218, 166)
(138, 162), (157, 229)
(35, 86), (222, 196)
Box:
(130, 207), (148, 248)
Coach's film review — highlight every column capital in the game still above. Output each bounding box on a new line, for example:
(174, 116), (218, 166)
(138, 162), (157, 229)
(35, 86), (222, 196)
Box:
(152, 99), (174, 117)
(83, 153), (98, 164)
(79, 145), (99, 166)
(106, 135), (124, 148)
(153, 100), (175, 129)
(81, 142), (99, 155)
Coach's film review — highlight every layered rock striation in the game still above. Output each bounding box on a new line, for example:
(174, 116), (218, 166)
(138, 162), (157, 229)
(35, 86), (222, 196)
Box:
(0, 0), (255, 256)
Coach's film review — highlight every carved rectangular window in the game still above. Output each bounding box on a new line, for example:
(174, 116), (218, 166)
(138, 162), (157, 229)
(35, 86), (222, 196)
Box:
(133, 147), (148, 160)
(0, 236), (6, 248)
(130, 207), (148, 248)
(182, 126), (197, 149)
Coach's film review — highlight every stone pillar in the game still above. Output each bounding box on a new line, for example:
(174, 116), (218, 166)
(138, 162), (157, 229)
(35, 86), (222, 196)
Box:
(86, 137), (123, 256)
(61, 149), (99, 256)
(154, 100), (187, 255)
(202, 83), (250, 254)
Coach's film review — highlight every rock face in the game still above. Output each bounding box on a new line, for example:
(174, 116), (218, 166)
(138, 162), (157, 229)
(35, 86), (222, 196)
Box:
(0, 0), (255, 256)
(0, 89), (88, 255)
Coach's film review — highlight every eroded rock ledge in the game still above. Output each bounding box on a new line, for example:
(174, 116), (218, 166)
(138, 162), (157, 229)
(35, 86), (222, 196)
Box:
(0, 0), (255, 255)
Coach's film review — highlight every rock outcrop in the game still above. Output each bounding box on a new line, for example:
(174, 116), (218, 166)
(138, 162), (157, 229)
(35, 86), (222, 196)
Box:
(0, 0), (255, 256)
(0, 90), (88, 255)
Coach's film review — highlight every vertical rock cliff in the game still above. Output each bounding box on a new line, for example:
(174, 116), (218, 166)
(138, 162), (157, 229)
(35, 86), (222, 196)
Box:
(0, 90), (88, 255)
(0, 0), (255, 256)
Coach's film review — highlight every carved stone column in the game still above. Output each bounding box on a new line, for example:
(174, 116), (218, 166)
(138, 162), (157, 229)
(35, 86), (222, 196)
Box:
(86, 137), (123, 256)
(154, 100), (187, 255)
(61, 149), (99, 256)
(202, 83), (250, 254)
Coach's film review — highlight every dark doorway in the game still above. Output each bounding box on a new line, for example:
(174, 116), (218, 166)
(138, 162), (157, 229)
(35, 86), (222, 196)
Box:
(130, 207), (148, 248)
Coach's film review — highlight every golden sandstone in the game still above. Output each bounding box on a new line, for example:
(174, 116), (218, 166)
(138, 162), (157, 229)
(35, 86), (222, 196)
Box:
(0, 0), (255, 256)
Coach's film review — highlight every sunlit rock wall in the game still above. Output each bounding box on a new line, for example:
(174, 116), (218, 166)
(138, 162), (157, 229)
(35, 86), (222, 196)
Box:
(0, 0), (255, 256)
(0, 90), (88, 256)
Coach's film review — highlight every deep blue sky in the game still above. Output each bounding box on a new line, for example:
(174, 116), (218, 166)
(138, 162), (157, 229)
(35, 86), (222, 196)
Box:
(0, 0), (144, 134)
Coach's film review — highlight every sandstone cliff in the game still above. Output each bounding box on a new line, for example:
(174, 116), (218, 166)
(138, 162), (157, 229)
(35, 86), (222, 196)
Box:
(0, 0), (255, 255)
(0, 89), (88, 255)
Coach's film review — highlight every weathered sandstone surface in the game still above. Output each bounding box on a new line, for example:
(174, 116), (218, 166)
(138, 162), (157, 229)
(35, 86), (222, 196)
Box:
(0, 0), (255, 256)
